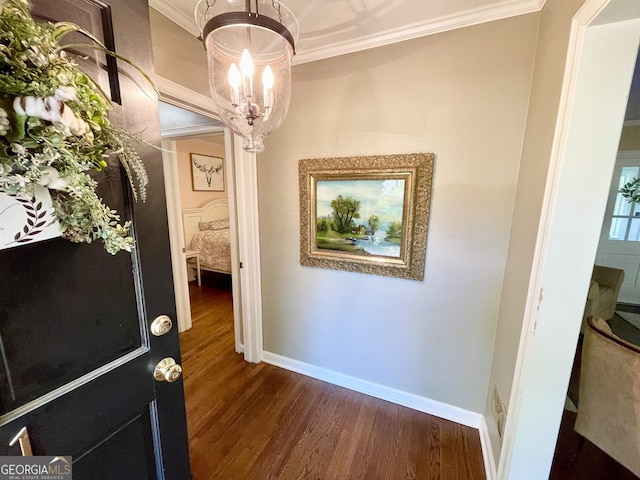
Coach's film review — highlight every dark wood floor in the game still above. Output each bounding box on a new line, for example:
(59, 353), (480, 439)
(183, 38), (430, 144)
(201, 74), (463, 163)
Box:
(549, 305), (640, 479)
(179, 277), (486, 480)
(550, 409), (638, 480)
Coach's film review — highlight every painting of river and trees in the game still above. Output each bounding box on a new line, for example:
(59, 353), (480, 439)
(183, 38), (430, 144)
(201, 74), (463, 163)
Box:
(299, 153), (433, 281)
(316, 179), (405, 258)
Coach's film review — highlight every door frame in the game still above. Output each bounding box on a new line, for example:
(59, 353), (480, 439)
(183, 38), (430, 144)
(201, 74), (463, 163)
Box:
(497, 1), (640, 478)
(156, 76), (263, 361)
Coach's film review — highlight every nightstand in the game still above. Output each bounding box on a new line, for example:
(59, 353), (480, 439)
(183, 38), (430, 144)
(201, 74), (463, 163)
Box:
(184, 249), (201, 286)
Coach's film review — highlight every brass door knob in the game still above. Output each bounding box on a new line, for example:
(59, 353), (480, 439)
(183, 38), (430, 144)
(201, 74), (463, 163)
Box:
(153, 357), (182, 382)
(150, 315), (173, 336)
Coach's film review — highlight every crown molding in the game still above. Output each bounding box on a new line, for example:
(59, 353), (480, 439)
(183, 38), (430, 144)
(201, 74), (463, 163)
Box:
(149, 1), (200, 37)
(294, 0), (544, 64)
(160, 124), (224, 138)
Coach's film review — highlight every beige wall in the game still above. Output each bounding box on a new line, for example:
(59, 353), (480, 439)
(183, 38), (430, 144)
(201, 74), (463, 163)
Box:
(619, 125), (640, 150)
(149, 9), (210, 97)
(150, 2), (634, 474)
(258, 14), (539, 413)
(175, 137), (226, 210)
(484, 0), (587, 461)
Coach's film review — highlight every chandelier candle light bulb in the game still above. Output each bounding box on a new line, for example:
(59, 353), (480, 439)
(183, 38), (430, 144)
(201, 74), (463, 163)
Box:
(196, 0), (298, 153)
(228, 63), (241, 106)
(240, 48), (254, 99)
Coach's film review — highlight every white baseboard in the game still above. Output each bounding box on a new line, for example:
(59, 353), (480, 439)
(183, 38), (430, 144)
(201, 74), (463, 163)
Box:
(262, 351), (496, 474)
(262, 351), (483, 428)
(480, 417), (497, 480)
(262, 351), (493, 478)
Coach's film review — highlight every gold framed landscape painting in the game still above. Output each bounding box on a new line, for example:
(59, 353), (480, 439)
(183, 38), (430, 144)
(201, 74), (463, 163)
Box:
(299, 153), (434, 281)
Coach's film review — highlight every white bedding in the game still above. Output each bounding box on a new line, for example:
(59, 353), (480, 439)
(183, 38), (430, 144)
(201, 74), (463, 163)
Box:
(188, 228), (231, 273)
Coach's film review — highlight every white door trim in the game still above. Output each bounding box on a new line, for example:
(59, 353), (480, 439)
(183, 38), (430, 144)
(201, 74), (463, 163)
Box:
(157, 76), (262, 358)
(155, 76), (218, 118)
(497, 1), (640, 478)
(161, 137), (192, 333)
(232, 137), (264, 363)
(223, 131), (245, 354)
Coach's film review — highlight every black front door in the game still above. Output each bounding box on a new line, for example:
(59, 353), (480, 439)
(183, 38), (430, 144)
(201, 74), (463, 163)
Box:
(0, 1), (191, 478)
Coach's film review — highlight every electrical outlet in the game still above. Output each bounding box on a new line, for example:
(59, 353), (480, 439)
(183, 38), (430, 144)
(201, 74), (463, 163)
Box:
(492, 383), (507, 439)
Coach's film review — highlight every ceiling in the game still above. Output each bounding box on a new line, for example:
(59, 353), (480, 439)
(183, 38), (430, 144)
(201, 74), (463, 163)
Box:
(149, 0), (640, 122)
(149, 0), (545, 64)
(158, 101), (224, 137)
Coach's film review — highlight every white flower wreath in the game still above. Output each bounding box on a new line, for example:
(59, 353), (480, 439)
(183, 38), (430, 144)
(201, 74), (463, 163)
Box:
(0, 0), (150, 254)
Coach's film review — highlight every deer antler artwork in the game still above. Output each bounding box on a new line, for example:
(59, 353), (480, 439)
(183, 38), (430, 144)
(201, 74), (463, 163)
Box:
(192, 157), (223, 189)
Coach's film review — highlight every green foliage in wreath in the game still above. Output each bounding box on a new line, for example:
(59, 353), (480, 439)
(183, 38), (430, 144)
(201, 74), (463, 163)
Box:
(0, 0), (149, 254)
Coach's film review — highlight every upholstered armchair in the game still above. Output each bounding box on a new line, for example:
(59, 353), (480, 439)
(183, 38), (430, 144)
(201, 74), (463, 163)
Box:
(574, 316), (640, 477)
(582, 265), (624, 328)
(582, 280), (600, 330)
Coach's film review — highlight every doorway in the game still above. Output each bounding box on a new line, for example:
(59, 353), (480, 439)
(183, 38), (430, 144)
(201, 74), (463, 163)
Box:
(157, 100), (243, 345)
(155, 79), (263, 361)
(500, 2), (640, 479)
(157, 100), (244, 472)
(594, 150), (640, 305)
(549, 147), (640, 479)
(548, 46), (640, 471)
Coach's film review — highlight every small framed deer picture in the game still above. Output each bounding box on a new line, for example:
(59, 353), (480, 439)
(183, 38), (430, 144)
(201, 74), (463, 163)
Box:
(191, 153), (224, 191)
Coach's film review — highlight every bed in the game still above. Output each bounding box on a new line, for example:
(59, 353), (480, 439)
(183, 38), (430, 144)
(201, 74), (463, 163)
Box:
(182, 199), (231, 274)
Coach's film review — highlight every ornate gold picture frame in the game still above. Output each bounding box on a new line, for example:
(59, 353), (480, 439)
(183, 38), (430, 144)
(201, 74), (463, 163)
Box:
(299, 153), (434, 281)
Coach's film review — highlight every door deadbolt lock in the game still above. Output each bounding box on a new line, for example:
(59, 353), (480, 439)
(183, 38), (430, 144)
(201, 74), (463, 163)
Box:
(153, 357), (182, 383)
(150, 315), (173, 336)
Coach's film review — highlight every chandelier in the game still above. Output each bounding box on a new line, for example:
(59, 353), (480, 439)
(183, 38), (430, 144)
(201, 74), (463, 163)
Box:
(195, 0), (299, 153)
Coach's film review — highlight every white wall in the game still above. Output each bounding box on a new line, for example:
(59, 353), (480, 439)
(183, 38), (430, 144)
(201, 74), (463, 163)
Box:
(258, 14), (538, 413)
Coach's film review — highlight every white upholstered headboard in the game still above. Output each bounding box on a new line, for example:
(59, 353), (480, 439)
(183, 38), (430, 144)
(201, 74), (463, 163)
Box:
(182, 199), (229, 249)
